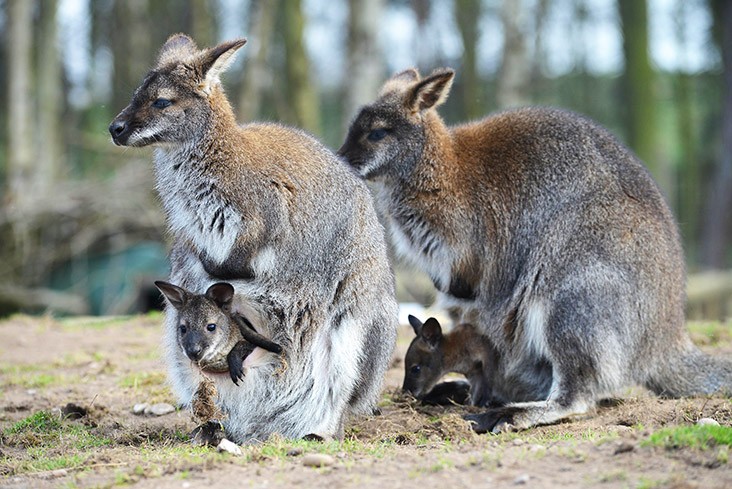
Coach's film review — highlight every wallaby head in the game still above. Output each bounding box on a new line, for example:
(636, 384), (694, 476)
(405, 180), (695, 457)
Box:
(338, 68), (454, 180)
(109, 33), (246, 147)
(155, 281), (237, 366)
(402, 314), (447, 399)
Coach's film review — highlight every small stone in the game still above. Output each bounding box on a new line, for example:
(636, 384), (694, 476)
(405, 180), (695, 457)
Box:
(697, 418), (720, 427)
(614, 441), (635, 455)
(528, 444), (545, 452)
(26, 389), (37, 396)
(512, 438), (525, 446)
(51, 469), (68, 478)
(132, 403), (149, 415)
(216, 438), (242, 456)
(302, 453), (335, 468)
(287, 447), (304, 457)
(514, 474), (530, 485)
(146, 403), (175, 416)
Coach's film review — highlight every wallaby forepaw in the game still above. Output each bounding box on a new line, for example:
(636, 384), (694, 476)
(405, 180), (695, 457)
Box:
(464, 406), (520, 434)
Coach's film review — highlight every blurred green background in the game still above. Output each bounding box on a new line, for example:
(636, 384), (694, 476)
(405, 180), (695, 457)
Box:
(1, 0), (731, 317)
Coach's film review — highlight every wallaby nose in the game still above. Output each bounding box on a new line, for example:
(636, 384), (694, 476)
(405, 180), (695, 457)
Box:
(109, 119), (127, 139)
(186, 344), (203, 362)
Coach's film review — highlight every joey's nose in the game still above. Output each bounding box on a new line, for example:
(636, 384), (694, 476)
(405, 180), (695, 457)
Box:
(186, 345), (203, 362)
(109, 119), (127, 139)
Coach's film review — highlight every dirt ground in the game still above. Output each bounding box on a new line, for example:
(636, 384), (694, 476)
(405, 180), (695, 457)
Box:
(1, 313), (731, 489)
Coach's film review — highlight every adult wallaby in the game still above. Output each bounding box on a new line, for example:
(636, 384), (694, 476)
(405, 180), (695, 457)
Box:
(109, 34), (398, 442)
(339, 67), (732, 433)
(154, 281), (283, 385)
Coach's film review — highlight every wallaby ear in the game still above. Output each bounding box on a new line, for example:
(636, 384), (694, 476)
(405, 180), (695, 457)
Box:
(154, 281), (188, 310)
(405, 68), (455, 113)
(407, 314), (424, 337)
(421, 318), (443, 348)
(196, 38), (247, 94)
(205, 282), (235, 311)
(157, 33), (198, 66)
(379, 68), (421, 97)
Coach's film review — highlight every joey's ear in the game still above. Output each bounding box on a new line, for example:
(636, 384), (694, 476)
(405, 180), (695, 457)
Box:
(155, 281), (188, 310)
(205, 282), (235, 310)
(157, 33), (198, 66)
(421, 318), (443, 348)
(407, 314), (424, 336)
(405, 68), (455, 113)
(196, 38), (247, 94)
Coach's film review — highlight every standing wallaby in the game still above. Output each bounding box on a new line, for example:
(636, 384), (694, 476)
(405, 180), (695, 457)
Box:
(154, 281), (283, 385)
(109, 34), (398, 442)
(339, 67), (732, 433)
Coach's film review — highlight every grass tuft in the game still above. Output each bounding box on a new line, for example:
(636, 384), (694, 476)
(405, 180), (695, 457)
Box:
(644, 424), (732, 450)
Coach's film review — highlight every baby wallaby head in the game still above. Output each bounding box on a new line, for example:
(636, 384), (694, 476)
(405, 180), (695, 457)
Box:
(155, 281), (238, 369)
(338, 68), (454, 180)
(402, 314), (447, 400)
(109, 33), (246, 148)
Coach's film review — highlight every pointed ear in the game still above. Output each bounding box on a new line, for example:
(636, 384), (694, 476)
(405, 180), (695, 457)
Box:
(205, 282), (235, 311)
(157, 33), (198, 66)
(379, 68), (421, 96)
(154, 281), (188, 310)
(421, 318), (443, 348)
(407, 315), (424, 337)
(196, 38), (247, 94)
(406, 68), (455, 113)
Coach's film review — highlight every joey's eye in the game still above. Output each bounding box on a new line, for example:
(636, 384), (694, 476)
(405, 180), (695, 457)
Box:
(152, 98), (172, 109)
(206, 323), (217, 332)
(367, 128), (388, 142)
(179, 324), (187, 335)
(410, 365), (421, 376)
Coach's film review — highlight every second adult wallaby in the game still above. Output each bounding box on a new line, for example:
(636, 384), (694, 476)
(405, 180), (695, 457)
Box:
(339, 67), (732, 433)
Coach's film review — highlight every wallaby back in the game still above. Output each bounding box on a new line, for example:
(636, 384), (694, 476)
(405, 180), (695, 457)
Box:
(340, 68), (732, 433)
(111, 34), (398, 442)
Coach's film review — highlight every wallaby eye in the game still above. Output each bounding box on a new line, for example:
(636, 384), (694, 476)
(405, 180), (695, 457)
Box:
(410, 365), (421, 376)
(367, 128), (388, 142)
(179, 324), (187, 335)
(152, 98), (172, 109)
(206, 323), (217, 332)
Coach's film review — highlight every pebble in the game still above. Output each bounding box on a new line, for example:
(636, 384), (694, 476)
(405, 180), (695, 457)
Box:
(302, 453), (335, 468)
(514, 474), (530, 485)
(145, 403), (175, 416)
(216, 438), (242, 456)
(614, 441), (635, 455)
(287, 447), (304, 457)
(51, 469), (68, 478)
(511, 438), (525, 446)
(132, 403), (149, 415)
(697, 418), (720, 427)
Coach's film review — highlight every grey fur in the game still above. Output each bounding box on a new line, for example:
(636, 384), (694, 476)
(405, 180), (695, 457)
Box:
(340, 67), (732, 433)
(110, 34), (397, 442)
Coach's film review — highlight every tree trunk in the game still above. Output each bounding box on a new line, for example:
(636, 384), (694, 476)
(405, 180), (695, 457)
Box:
(282, 0), (320, 135)
(111, 0), (152, 113)
(497, 0), (531, 109)
(618, 0), (667, 195)
(37, 0), (64, 191)
(343, 0), (385, 128)
(455, 0), (482, 119)
(188, 0), (215, 49)
(6, 0), (35, 204)
(701, 0), (732, 268)
(237, 0), (278, 122)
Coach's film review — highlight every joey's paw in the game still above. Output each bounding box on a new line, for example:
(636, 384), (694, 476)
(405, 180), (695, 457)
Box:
(464, 406), (521, 434)
(302, 433), (325, 442)
(190, 420), (226, 446)
(422, 380), (471, 406)
(229, 365), (244, 385)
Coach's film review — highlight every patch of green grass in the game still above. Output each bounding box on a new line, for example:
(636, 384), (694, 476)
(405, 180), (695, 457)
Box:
(6, 410), (61, 435)
(4, 410), (113, 451)
(687, 321), (732, 347)
(59, 315), (136, 330)
(644, 424), (732, 450)
(251, 435), (392, 462)
(0, 363), (72, 389)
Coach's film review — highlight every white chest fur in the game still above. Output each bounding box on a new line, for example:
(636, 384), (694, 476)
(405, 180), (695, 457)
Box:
(155, 148), (243, 265)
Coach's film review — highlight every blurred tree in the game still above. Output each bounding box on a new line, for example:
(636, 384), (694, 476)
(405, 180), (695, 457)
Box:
(455, 0), (482, 119)
(110, 0), (152, 113)
(701, 0), (732, 268)
(497, 0), (531, 108)
(343, 0), (385, 127)
(283, 0), (321, 135)
(6, 0), (34, 205)
(238, 0), (278, 122)
(37, 0), (64, 191)
(618, 0), (667, 194)
(187, 0), (215, 49)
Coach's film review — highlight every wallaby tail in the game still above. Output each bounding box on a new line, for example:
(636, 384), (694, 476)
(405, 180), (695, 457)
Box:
(646, 341), (732, 398)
